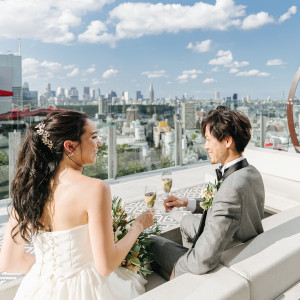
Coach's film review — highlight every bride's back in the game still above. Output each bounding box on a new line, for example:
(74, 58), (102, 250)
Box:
(39, 170), (95, 232)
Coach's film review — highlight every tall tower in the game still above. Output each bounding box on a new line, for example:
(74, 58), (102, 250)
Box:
(149, 83), (154, 102)
(83, 86), (90, 100)
(45, 83), (51, 100)
(182, 102), (196, 130)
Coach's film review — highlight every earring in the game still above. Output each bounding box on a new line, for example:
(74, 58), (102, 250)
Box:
(69, 151), (74, 157)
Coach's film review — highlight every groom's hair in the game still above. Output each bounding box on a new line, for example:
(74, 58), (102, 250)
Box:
(201, 105), (251, 153)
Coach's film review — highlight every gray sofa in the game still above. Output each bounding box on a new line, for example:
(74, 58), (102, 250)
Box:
(136, 205), (300, 300)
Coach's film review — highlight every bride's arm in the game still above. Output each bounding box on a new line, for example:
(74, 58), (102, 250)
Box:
(0, 213), (35, 274)
(87, 180), (154, 277)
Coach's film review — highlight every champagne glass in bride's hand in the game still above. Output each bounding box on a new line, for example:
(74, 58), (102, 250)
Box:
(161, 171), (173, 213)
(144, 185), (156, 233)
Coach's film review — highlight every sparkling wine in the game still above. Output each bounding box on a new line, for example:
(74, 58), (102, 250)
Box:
(144, 192), (156, 208)
(162, 178), (172, 193)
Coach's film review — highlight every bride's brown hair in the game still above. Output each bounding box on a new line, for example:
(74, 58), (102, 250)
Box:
(10, 110), (88, 242)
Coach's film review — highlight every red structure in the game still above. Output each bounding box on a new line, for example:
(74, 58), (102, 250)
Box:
(287, 67), (300, 153)
(0, 89), (14, 97)
(0, 107), (69, 121)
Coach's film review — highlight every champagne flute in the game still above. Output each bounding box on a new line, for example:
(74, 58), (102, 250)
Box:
(144, 185), (156, 233)
(161, 171), (173, 213)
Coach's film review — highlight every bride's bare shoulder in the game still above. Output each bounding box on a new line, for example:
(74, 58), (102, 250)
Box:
(77, 174), (110, 197)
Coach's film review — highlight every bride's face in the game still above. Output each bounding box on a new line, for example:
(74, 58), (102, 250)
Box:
(76, 119), (101, 166)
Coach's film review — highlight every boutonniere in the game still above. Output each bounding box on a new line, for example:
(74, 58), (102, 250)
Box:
(199, 180), (222, 210)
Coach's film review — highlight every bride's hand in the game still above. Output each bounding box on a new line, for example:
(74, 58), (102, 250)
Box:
(132, 209), (155, 232)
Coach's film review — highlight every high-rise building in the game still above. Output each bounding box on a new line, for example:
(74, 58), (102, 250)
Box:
(0, 53), (22, 112)
(90, 88), (96, 100)
(215, 90), (220, 100)
(226, 97), (231, 108)
(136, 90), (143, 101)
(44, 83), (51, 100)
(23, 82), (38, 103)
(96, 88), (101, 99)
(182, 102), (196, 130)
(233, 93), (238, 109)
(69, 87), (79, 102)
(23, 82), (29, 92)
(57, 87), (65, 98)
(125, 106), (138, 126)
(83, 86), (90, 100)
(149, 83), (154, 102)
(98, 98), (108, 115)
(107, 90), (117, 101)
(122, 91), (129, 102)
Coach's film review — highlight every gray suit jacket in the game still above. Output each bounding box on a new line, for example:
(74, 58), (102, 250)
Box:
(174, 163), (265, 276)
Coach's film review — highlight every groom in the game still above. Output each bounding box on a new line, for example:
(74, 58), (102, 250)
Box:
(149, 105), (265, 280)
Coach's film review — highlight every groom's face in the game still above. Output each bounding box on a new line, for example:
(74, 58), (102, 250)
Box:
(204, 126), (228, 165)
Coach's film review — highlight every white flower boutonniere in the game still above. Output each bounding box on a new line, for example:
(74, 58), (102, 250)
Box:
(199, 180), (222, 210)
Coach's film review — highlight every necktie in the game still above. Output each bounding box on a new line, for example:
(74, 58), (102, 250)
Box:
(215, 166), (222, 181)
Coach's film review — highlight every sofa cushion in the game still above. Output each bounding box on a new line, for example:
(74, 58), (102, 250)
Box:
(0, 278), (22, 300)
(135, 266), (250, 300)
(274, 280), (300, 300)
(262, 205), (300, 231)
(221, 215), (300, 300)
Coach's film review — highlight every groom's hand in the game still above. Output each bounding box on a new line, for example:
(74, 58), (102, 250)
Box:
(170, 268), (175, 280)
(164, 195), (188, 211)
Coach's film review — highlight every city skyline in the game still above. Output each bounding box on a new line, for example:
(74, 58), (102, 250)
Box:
(0, 0), (299, 100)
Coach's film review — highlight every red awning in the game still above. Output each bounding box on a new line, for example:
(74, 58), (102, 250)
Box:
(0, 90), (14, 97)
(0, 107), (69, 121)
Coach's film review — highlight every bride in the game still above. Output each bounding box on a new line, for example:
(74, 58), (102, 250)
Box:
(0, 111), (155, 299)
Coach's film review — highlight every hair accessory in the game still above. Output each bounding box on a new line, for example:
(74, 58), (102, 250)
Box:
(35, 122), (53, 150)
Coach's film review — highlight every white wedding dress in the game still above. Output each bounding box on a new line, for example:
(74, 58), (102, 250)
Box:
(14, 224), (147, 300)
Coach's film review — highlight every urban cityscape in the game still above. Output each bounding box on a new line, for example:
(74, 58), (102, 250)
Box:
(1, 51), (299, 199)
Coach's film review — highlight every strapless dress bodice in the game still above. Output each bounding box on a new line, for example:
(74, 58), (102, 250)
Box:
(33, 224), (93, 280)
(14, 224), (146, 300)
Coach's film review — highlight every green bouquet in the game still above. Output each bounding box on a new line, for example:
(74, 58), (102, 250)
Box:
(112, 196), (161, 278)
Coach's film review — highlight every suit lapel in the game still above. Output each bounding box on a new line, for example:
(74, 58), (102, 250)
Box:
(222, 158), (249, 181)
(191, 158), (249, 248)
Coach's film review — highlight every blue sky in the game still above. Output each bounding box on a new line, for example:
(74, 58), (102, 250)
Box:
(0, 0), (299, 100)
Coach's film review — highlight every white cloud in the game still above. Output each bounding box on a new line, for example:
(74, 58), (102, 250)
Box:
(211, 67), (221, 72)
(257, 72), (271, 77)
(102, 68), (118, 79)
(241, 12), (274, 30)
(229, 68), (239, 73)
(23, 57), (80, 80)
(236, 69), (259, 76)
(203, 78), (216, 84)
(266, 59), (285, 66)
(84, 64), (96, 74)
(91, 78), (101, 85)
(177, 69), (202, 83)
(236, 69), (270, 77)
(279, 6), (297, 23)
(187, 40), (211, 53)
(79, 1), (246, 45)
(231, 61), (249, 68)
(141, 70), (168, 78)
(209, 50), (233, 66)
(78, 20), (111, 44)
(209, 50), (249, 71)
(67, 68), (79, 77)
(0, 0), (113, 44)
